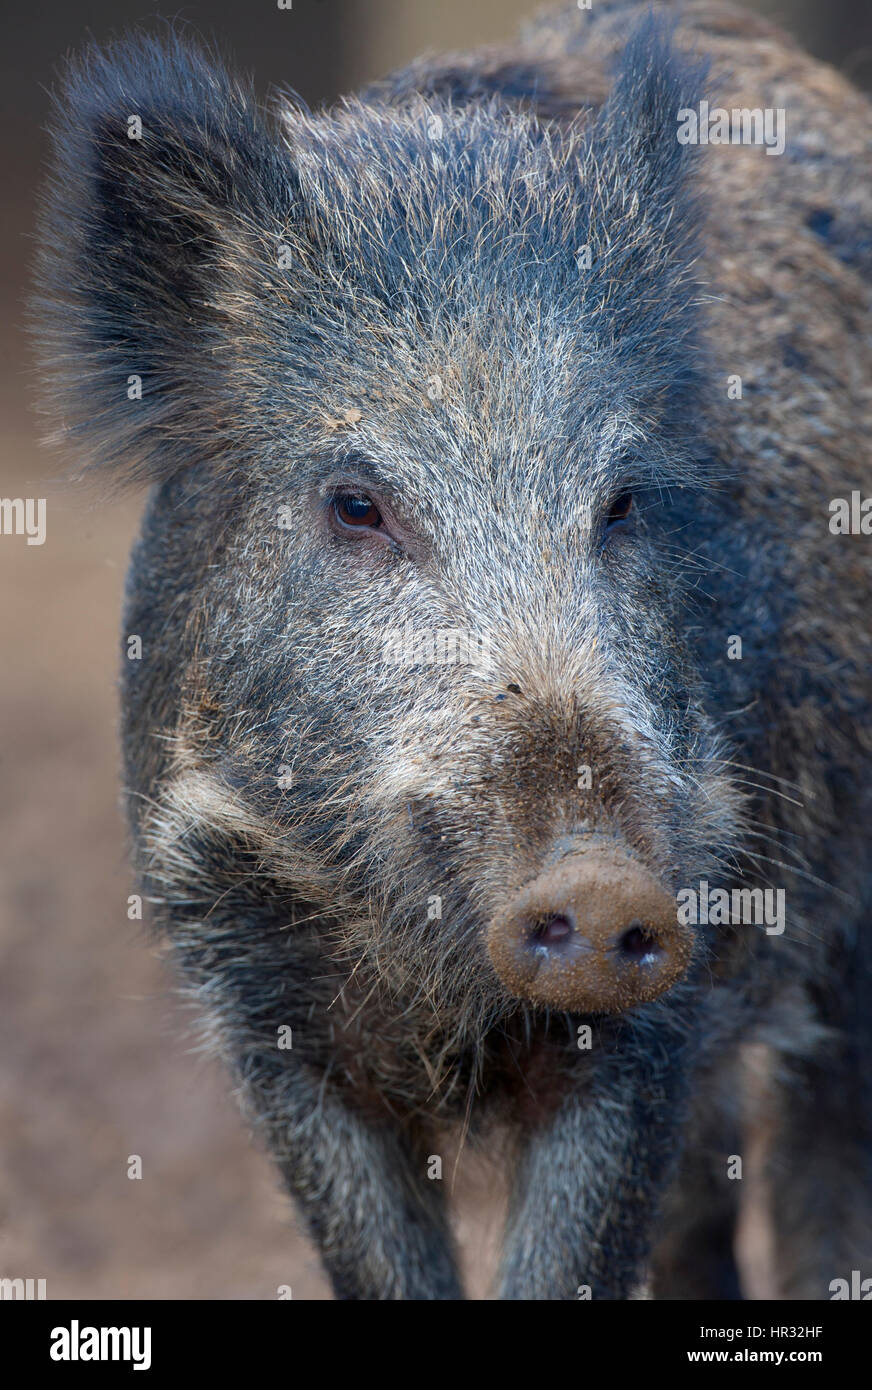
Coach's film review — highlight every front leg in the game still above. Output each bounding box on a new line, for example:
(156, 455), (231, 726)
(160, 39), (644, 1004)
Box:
(256, 1064), (465, 1300)
(498, 1011), (697, 1300)
(219, 1045), (464, 1301)
(154, 866), (464, 1299)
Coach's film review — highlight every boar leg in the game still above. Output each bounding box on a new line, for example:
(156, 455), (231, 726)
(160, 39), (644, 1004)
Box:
(649, 1141), (743, 1300)
(498, 1014), (697, 1300)
(270, 1090), (464, 1300)
(767, 1049), (872, 1299)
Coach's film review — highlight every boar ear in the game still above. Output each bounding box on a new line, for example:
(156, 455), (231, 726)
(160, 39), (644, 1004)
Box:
(593, 16), (707, 232)
(583, 18), (709, 399)
(33, 32), (302, 489)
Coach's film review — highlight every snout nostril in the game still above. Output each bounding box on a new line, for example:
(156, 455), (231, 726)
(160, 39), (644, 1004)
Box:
(530, 914), (574, 948)
(618, 923), (664, 963)
(488, 850), (692, 1012)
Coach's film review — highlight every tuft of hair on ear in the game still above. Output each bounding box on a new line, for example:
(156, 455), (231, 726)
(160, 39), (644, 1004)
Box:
(580, 16), (711, 410)
(595, 13), (709, 214)
(31, 30), (302, 491)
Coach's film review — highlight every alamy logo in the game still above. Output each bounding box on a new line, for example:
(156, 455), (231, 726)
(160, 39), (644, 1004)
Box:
(0, 497), (46, 546)
(382, 623), (492, 669)
(0, 1276), (46, 1299)
(829, 1270), (872, 1299)
(676, 881), (785, 935)
(50, 1320), (152, 1371)
(676, 101), (786, 156)
(828, 492), (872, 535)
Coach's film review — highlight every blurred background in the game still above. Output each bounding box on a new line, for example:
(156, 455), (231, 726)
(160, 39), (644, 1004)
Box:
(1, 0), (869, 1299)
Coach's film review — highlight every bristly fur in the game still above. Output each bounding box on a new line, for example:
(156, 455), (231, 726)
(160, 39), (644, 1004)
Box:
(32, 0), (872, 1300)
(33, 31), (302, 489)
(34, 20), (709, 495)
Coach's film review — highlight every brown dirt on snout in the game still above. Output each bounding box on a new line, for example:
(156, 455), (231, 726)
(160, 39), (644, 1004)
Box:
(487, 849), (691, 1014)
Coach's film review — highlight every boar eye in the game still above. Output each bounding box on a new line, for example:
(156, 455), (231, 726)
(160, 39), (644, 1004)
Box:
(333, 493), (383, 530)
(604, 491), (634, 532)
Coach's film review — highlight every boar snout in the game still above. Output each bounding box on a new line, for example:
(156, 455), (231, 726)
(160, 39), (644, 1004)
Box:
(486, 845), (692, 1014)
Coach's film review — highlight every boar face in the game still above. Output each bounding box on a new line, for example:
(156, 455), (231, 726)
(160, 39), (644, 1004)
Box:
(35, 26), (745, 1027)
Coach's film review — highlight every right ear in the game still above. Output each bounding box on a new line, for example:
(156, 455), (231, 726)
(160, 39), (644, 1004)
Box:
(33, 32), (303, 488)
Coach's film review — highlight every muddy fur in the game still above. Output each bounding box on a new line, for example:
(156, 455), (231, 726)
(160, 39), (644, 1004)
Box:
(33, 0), (872, 1298)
